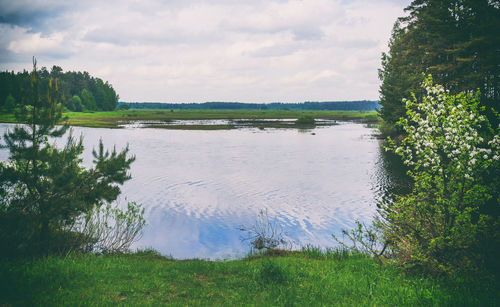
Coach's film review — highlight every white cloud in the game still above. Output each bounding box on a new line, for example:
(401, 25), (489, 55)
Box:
(8, 31), (65, 54)
(0, 0), (409, 102)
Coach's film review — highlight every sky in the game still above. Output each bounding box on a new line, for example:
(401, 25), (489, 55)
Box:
(0, 0), (409, 102)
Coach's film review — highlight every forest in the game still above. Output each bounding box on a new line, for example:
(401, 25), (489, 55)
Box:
(0, 66), (119, 112)
(122, 100), (380, 111)
(379, 0), (500, 132)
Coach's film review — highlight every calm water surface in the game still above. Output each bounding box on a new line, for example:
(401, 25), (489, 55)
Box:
(0, 122), (400, 259)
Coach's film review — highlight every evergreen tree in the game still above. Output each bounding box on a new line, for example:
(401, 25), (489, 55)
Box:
(378, 21), (424, 132)
(3, 94), (15, 112)
(379, 0), (500, 128)
(81, 88), (97, 111)
(0, 65), (120, 112)
(0, 58), (134, 256)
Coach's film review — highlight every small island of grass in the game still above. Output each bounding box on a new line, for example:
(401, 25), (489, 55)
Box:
(0, 109), (379, 129)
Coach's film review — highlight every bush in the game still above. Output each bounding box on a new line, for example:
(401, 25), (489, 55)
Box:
(295, 115), (315, 125)
(378, 120), (398, 136)
(382, 75), (500, 275)
(75, 202), (145, 254)
(239, 209), (293, 254)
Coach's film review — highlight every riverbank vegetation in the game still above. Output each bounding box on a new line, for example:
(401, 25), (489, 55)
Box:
(374, 76), (500, 276)
(1, 249), (498, 306)
(0, 59), (143, 258)
(0, 109), (378, 129)
(360, 0), (500, 279)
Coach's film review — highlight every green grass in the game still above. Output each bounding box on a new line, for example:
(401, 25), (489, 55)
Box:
(0, 110), (379, 129)
(1, 250), (497, 306)
(0, 113), (16, 124)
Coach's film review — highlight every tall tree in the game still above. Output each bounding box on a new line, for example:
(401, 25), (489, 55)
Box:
(81, 88), (97, 111)
(3, 94), (15, 112)
(378, 21), (425, 130)
(379, 0), (500, 128)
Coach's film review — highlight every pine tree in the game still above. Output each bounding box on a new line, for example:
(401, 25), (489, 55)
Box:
(0, 58), (135, 256)
(378, 21), (425, 132)
(379, 0), (500, 129)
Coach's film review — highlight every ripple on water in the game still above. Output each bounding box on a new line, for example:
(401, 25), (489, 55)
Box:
(0, 122), (403, 259)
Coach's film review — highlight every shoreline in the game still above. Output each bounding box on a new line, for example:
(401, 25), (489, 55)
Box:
(0, 109), (379, 129)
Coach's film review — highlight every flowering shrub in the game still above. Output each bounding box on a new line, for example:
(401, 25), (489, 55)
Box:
(383, 75), (500, 274)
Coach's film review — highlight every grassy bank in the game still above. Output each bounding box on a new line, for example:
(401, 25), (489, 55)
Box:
(1, 250), (497, 306)
(0, 110), (379, 129)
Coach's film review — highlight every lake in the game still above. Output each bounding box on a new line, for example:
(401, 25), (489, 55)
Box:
(0, 122), (404, 259)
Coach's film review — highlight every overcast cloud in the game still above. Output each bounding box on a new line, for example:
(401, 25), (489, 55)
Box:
(0, 0), (408, 102)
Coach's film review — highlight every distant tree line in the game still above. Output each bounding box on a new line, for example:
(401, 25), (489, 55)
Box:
(379, 0), (500, 130)
(0, 66), (119, 112)
(121, 101), (380, 111)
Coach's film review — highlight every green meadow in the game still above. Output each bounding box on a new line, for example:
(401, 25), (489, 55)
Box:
(1, 249), (497, 306)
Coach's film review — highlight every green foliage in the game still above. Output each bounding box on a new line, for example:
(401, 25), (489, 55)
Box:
(0, 63), (118, 112)
(378, 120), (398, 136)
(3, 94), (16, 112)
(0, 59), (138, 257)
(124, 101), (380, 111)
(295, 115), (315, 125)
(363, 114), (379, 123)
(379, 1), (500, 127)
(379, 20), (423, 130)
(300, 245), (353, 261)
(383, 75), (500, 275)
(76, 202), (145, 253)
(118, 103), (130, 110)
(1, 109), (377, 129)
(80, 88), (97, 111)
(68, 95), (83, 112)
(333, 220), (388, 263)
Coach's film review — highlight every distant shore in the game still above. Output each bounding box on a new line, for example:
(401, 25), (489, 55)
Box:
(0, 109), (379, 129)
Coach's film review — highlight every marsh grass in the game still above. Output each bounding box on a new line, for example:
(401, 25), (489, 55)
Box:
(0, 251), (497, 306)
(301, 245), (353, 261)
(1, 110), (378, 128)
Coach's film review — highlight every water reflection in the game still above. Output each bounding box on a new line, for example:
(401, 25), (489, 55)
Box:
(0, 122), (407, 259)
(373, 145), (412, 205)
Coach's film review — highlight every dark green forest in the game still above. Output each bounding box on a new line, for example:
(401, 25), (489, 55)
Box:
(0, 66), (119, 112)
(379, 0), (500, 129)
(122, 101), (380, 111)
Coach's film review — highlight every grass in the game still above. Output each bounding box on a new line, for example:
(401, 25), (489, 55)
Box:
(0, 249), (497, 306)
(0, 109), (379, 129)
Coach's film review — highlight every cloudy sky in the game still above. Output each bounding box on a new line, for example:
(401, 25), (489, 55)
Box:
(0, 0), (409, 102)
